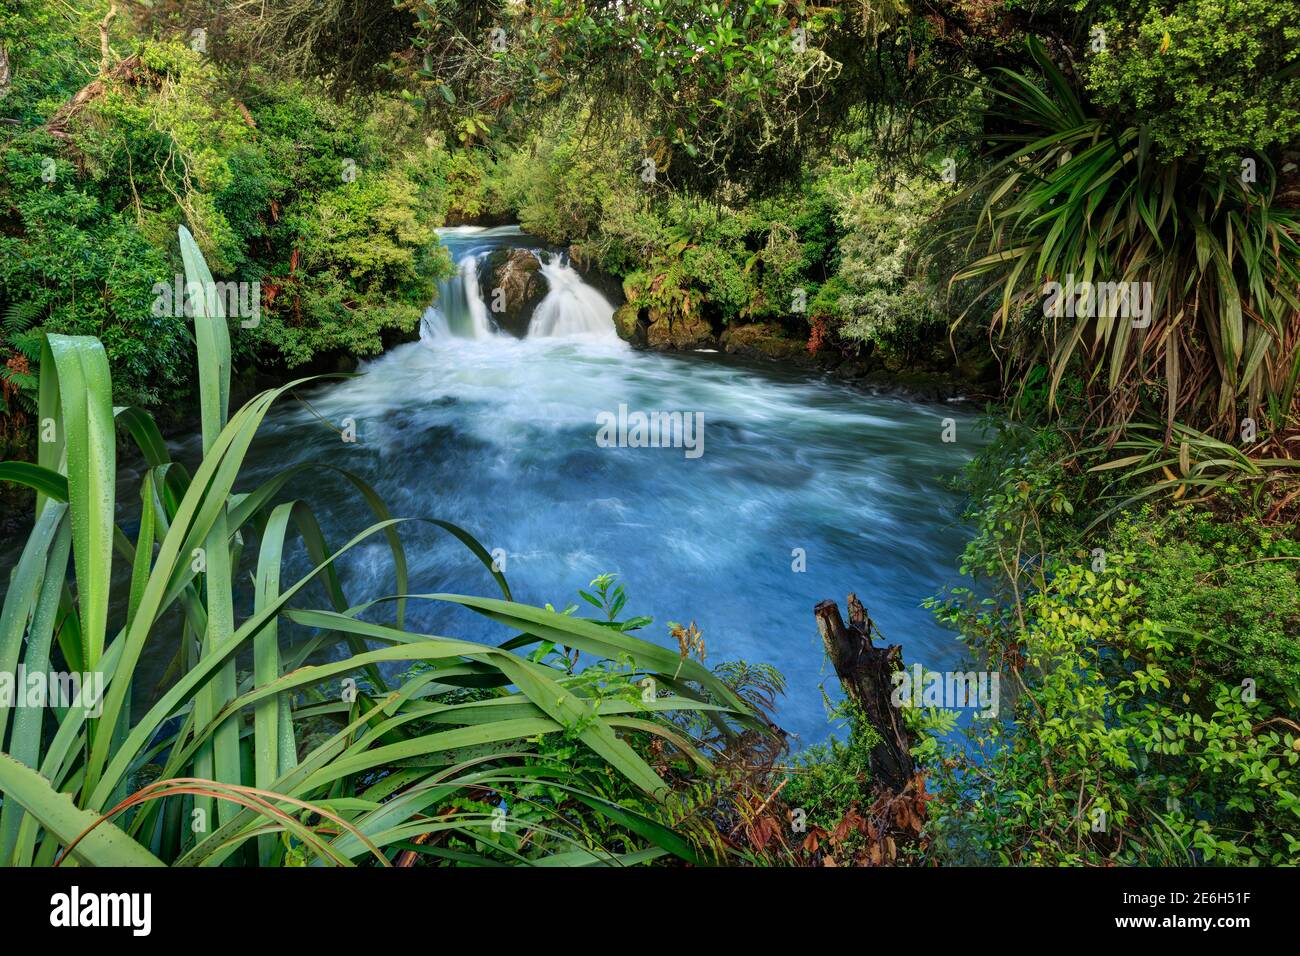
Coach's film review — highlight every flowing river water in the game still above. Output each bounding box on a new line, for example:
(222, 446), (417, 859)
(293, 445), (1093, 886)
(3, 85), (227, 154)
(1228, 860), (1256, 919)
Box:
(0, 227), (986, 745)
(198, 226), (984, 745)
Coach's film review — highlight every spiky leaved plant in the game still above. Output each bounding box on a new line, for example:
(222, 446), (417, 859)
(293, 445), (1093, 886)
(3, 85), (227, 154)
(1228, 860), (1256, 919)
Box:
(945, 38), (1300, 443)
(0, 226), (757, 866)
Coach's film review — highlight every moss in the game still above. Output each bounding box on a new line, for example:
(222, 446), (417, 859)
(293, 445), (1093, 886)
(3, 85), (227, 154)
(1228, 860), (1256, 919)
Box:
(644, 309), (714, 350)
(612, 303), (646, 346)
(720, 323), (806, 361)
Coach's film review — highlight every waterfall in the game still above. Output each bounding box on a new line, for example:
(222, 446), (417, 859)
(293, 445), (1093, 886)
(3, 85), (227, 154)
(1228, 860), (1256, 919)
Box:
(529, 254), (617, 338)
(422, 227), (616, 341)
(422, 253), (495, 340)
(215, 286), (980, 747)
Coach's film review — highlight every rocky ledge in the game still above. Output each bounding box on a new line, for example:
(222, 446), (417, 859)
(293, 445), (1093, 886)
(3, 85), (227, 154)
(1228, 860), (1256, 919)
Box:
(612, 303), (994, 404)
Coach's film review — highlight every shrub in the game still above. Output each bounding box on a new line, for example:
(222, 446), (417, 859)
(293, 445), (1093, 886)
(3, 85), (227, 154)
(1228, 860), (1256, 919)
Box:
(0, 19), (457, 430)
(923, 427), (1300, 866)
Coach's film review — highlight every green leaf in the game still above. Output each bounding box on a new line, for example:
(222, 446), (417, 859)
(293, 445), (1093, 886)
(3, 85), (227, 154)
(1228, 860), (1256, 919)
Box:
(40, 334), (116, 674)
(0, 754), (164, 867)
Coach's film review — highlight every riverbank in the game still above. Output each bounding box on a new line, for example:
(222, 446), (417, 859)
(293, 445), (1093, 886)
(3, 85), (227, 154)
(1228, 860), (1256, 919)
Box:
(612, 304), (998, 404)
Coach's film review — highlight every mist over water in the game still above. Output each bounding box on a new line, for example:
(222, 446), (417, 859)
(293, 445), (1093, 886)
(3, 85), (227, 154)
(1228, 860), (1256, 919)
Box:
(217, 227), (984, 745)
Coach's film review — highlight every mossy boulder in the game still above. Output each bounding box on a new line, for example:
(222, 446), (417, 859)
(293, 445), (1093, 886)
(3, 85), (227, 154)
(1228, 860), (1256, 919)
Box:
(613, 302), (648, 346)
(484, 247), (546, 337)
(645, 308), (715, 350)
(720, 323), (807, 362)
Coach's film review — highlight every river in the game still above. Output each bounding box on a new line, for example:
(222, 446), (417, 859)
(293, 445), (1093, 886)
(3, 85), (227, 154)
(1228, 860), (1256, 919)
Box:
(186, 225), (983, 746)
(0, 227), (982, 743)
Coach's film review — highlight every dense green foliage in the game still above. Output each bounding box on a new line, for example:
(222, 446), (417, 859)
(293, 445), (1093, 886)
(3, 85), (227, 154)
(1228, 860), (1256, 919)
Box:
(919, 423), (1299, 865)
(782, 702), (881, 835)
(1, 7), (453, 457)
(392, 0), (856, 188)
(946, 37), (1300, 440)
(445, 102), (963, 368)
(0, 0), (1296, 869)
(1082, 0), (1300, 160)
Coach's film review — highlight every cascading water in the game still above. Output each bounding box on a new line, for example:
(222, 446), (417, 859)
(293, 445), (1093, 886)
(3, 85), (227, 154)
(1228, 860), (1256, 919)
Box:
(164, 224), (983, 745)
(421, 251), (495, 340)
(529, 254), (617, 338)
(421, 226), (617, 341)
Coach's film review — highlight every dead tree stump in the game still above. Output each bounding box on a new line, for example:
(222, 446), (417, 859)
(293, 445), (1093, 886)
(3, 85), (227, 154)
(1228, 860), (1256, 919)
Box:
(814, 593), (914, 795)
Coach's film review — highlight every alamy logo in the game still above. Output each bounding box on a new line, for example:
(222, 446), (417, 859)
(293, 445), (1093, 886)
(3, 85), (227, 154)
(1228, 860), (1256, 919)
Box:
(50, 887), (151, 936)
(891, 665), (1000, 718)
(596, 404), (704, 459)
(152, 276), (262, 328)
(1042, 274), (1152, 328)
(0, 667), (103, 717)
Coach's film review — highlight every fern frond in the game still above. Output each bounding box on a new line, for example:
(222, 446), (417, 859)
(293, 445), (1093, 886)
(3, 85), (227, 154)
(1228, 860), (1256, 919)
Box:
(2, 299), (43, 337)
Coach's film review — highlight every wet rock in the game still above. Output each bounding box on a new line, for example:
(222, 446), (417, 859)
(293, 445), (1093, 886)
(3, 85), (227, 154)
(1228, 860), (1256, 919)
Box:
(484, 247), (546, 336)
(613, 302), (648, 347)
(645, 308), (715, 350)
(834, 361), (870, 381)
(859, 368), (956, 402)
(569, 247), (626, 305)
(720, 322), (807, 362)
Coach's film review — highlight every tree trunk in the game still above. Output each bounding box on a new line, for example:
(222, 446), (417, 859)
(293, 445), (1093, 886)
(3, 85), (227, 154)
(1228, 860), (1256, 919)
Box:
(0, 43), (11, 101)
(814, 593), (913, 795)
(99, 2), (118, 74)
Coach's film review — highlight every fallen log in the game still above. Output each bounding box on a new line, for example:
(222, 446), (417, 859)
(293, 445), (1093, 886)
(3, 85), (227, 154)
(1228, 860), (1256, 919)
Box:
(814, 593), (914, 795)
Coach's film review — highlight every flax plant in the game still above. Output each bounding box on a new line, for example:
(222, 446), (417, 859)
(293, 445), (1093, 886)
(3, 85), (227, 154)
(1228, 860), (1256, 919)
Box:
(0, 227), (755, 866)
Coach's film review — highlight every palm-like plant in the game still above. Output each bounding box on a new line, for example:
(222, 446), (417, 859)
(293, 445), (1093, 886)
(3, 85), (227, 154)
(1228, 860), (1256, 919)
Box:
(946, 37), (1300, 442)
(1078, 420), (1300, 527)
(0, 226), (757, 866)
